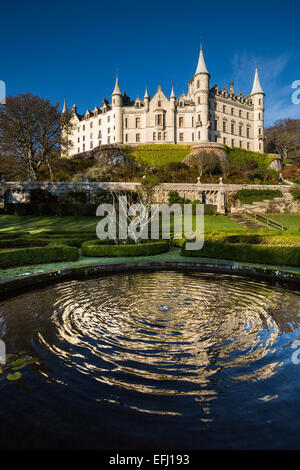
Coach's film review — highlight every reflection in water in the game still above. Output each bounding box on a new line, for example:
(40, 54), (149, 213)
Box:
(1, 271), (300, 449)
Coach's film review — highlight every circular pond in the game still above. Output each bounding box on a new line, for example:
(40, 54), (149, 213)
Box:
(1, 270), (300, 449)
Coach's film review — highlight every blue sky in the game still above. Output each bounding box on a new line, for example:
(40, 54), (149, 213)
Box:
(1, 0), (299, 127)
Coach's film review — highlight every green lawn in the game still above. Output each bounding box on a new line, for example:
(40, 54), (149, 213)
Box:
(0, 214), (246, 235)
(266, 214), (300, 232)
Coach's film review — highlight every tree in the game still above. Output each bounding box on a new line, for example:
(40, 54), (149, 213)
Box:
(0, 93), (74, 180)
(194, 151), (220, 177)
(265, 119), (300, 161)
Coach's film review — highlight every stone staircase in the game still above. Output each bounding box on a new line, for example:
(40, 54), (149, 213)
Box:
(228, 213), (274, 230)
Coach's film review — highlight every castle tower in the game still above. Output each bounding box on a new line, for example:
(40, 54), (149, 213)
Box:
(170, 85), (176, 143)
(143, 87), (150, 112)
(112, 73), (123, 144)
(251, 67), (264, 153)
(193, 43), (210, 143)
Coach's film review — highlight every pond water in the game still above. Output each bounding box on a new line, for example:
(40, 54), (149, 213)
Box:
(1, 271), (300, 449)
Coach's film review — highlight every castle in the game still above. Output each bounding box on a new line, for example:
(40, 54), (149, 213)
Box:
(63, 45), (265, 157)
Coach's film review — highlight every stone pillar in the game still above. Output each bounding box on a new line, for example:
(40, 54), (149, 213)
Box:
(217, 179), (226, 214)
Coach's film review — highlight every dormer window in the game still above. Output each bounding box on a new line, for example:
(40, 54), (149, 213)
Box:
(179, 101), (184, 107)
(158, 101), (161, 107)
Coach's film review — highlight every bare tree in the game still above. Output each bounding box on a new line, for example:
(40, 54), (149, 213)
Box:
(0, 93), (74, 180)
(265, 119), (300, 160)
(194, 151), (220, 177)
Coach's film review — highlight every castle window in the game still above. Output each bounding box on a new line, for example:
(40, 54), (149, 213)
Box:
(83, 144), (85, 151)
(223, 105), (226, 113)
(99, 119), (101, 125)
(258, 127), (262, 135)
(239, 125), (243, 137)
(231, 123), (235, 134)
(239, 110), (242, 118)
(98, 131), (102, 138)
(83, 125), (85, 131)
(153, 132), (156, 141)
(125, 134), (128, 142)
(179, 133), (184, 142)
(108, 116), (110, 123)
(223, 121), (227, 133)
(90, 133), (93, 139)
(136, 117), (141, 128)
(198, 131), (200, 139)
(90, 142), (93, 149)
(90, 122), (93, 128)
(247, 142), (250, 149)
(78, 137), (80, 143)
(78, 127), (80, 132)
(247, 127), (250, 138)
(259, 99), (261, 105)
(223, 137), (227, 144)
(197, 80), (200, 88)
(158, 101), (161, 107)
(231, 108), (234, 115)
(108, 128), (110, 134)
(108, 137), (110, 144)
(158, 132), (161, 141)
(259, 113), (261, 120)
(247, 112), (249, 120)
(179, 101), (184, 107)
(259, 142), (261, 150)
(231, 139), (234, 147)
(78, 147), (80, 153)
(179, 117), (184, 128)
(239, 141), (242, 148)
(156, 114), (164, 126)
(198, 97), (200, 105)
(163, 132), (167, 140)
(125, 117), (128, 128)
(214, 119), (218, 130)
(192, 117), (194, 127)
(83, 136), (85, 141)
(136, 134), (140, 142)
(98, 140), (102, 146)
(192, 133), (194, 142)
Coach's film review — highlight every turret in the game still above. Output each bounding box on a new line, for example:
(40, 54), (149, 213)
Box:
(170, 85), (176, 143)
(251, 67), (264, 152)
(193, 43), (210, 143)
(111, 73), (123, 144)
(143, 87), (150, 112)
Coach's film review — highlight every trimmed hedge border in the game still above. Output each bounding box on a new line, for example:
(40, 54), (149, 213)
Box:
(182, 241), (300, 266)
(205, 231), (300, 246)
(0, 244), (79, 269)
(81, 240), (169, 257)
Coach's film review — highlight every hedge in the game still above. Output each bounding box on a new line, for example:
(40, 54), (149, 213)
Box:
(233, 189), (282, 204)
(81, 239), (169, 257)
(0, 245), (79, 269)
(0, 235), (97, 249)
(204, 231), (300, 246)
(0, 231), (31, 240)
(182, 241), (300, 266)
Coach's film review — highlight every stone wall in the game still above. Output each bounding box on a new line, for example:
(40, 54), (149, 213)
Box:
(0, 180), (291, 215)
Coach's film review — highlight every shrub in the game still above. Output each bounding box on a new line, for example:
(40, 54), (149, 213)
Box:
(0, 232), (30, 240)
(64, 190), (87, 204)
(30, 189), (58, 204)
(0, 245), (79, 269)
(182, 240), (300, 266)
(290, 185), (300, 200)
(168, 190), (185, 204)
(81, 240), (169, 257)
(233, 189), (282, 204)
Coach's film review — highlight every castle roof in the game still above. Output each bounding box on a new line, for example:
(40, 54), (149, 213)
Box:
(195, 43), (208, 75)
(112, 73), (122, 95)
(251, 67), (264, 95)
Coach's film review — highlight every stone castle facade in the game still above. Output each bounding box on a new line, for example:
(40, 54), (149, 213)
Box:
(63, 45), (265, 157)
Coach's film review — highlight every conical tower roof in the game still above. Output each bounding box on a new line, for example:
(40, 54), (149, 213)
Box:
(251, 67), (264, 95)
(144, 87), (150, 99)
(170, 84), (175, 98)
(62, 97), (67, 113)
(195, 43), (208, 75)
(112, 73), (122, 95)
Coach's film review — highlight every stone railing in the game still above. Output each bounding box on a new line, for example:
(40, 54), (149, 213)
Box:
(0, 179), (291, 215)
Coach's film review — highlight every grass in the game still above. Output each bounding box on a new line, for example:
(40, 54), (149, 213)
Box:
(122, 144), (192, 167)
(265, 214), (300, 232)
(0, 214), (246, 236)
